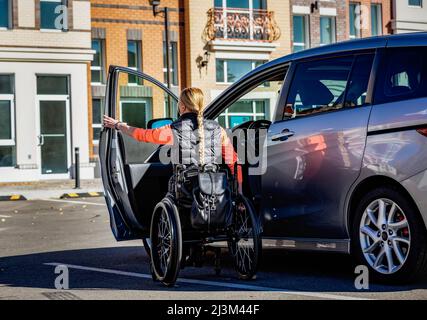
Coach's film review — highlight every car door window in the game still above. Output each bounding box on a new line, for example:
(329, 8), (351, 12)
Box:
(344, 53), (375, 107)
(374, 47), (427, 105)
(115, 71), (178, 163)
(284, 56), (354, 119)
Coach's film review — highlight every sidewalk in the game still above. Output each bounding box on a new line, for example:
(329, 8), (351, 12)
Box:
(0, 179), (103, 200)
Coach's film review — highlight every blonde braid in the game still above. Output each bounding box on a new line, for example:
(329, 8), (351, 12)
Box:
(179, 88), (205, 166)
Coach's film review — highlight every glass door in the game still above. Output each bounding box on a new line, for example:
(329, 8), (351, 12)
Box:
(39, 100), (68, 174)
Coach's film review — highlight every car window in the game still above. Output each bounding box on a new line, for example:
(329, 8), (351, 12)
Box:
(374, 47), (427, 105)
(115, 71), (178, 164)
(216, 78), (284, 129)
(284, 56), (354, 119)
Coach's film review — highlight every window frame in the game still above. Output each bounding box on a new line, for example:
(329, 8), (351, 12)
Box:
(91, 39), (105, 85)
(408, 0), (423, 8)
(0, 94), (15, 147)
(92, 98), (103, 145)
(40, 0), (68, 31)
(281, 50), (377, 122)
(0, 0), (12, 30)
(292, 14), (310, 52)
(319, 15), (336, 46)
(349, 2), (361, 39)
(163, 41), (179, 87)
(371, 3), (383, 36)
(218, 99), (269, 129)
(216, 59), (267, 85)
(127, 40), (142, 86)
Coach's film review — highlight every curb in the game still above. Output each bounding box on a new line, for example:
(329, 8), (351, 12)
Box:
(0, 195), (27, 201)
(59, 192), (103, 199)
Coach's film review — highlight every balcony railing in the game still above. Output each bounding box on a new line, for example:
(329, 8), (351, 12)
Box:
(203, 7), (281, 42)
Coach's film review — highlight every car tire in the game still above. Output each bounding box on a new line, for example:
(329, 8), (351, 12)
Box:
(351, 186), (427, 284)
(142, 238), (151, 258)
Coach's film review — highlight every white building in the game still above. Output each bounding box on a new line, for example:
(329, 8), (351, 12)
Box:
(392, 0), (427, 33)
(0, 0), (94, 182)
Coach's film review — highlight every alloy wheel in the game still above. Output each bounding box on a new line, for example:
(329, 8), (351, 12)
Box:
(359, 198), (411, 274)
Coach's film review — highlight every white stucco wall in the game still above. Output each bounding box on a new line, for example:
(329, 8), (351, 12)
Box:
(393, 0), (427, 32)
(0, 61), (93, 182)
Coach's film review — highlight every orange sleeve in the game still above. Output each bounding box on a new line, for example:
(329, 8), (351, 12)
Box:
(131, 124), (174, 145)
(221, 128), (243, 186)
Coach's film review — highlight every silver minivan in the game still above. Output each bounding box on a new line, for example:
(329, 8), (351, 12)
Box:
(100, 32), (427, 284)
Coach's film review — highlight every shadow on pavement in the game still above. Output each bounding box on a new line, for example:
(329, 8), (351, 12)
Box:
(0, 246), (426, 293)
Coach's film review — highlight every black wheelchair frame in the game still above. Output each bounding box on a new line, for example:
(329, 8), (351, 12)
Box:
(149, 164), (262, 287)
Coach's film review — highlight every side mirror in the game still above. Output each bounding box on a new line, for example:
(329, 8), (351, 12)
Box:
(147, 118), (173, 129)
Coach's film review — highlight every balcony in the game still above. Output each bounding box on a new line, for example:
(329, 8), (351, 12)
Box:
(203, 7), (281, 43)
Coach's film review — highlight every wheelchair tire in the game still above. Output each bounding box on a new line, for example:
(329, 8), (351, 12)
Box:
(150, 196), (182, 287)
(228, 195), (261, 280)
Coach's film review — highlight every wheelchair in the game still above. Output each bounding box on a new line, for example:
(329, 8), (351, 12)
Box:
(149, 164), (262, 287)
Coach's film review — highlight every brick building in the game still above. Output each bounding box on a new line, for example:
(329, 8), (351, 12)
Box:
(0, 0), (94, 182)
(89, 0), (186, 163)
(290, 0), (392, 52)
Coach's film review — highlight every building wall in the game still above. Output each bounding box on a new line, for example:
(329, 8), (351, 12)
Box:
(291, 0), (347, 48)
(184, 0), (291, 103)
(392, 0), (427, 33)
(0, 0), (94, 182)
(356, 0), (392, 37)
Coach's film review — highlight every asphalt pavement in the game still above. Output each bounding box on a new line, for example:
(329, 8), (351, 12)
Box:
(1, 197), (427, 300)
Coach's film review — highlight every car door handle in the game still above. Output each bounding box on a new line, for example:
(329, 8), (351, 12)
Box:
(271, 129), (295, 142)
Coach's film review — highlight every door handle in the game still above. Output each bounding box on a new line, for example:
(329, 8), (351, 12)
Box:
(37, 135), (45, 146)
(271, 129), (295, 142)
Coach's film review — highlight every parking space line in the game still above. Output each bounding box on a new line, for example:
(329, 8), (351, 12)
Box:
(39, 199), (105, 207)
(44, 262), (369, 300)
(0, 215), (12, 218)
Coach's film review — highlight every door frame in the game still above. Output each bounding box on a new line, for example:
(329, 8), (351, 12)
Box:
(100, 66), (179, 240)
(35, 94), (71, 179)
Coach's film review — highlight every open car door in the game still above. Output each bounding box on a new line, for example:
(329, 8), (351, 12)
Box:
(99, 66), (178, 241)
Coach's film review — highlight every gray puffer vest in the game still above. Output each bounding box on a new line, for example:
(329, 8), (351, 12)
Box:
(170, 112), (222, 167)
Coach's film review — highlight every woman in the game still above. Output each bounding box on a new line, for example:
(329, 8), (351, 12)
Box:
(103, 87), (242, 193)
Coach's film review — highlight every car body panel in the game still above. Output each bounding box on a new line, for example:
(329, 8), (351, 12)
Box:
(100, 33), (427, 250)
(262, 106), (372, 239)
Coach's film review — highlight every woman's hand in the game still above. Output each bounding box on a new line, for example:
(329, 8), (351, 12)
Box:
(103, 115), (119, 129)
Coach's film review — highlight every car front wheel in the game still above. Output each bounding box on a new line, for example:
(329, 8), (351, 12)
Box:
(351, 186), (427, 284)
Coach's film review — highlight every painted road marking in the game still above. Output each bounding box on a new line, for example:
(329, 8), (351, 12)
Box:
(40, 199), (105, 207)
(44, 262), (370, 300)
(0, 215), (12, 218)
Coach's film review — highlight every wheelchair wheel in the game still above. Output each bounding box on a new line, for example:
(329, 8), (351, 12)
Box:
(228, 195), (261, 280)
(150, 197), (182, 287)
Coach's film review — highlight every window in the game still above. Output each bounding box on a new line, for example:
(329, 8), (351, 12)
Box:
(293, 15), (309, 52)
(374, 47), (427, 105)
(215, 0), (266, 9)
(320, 16), (336, 45)
(371, 4), (382, 36)
(216, 59), (266, 83)
(92, 98), (103, 144)
(218, 100), (269, 128)
(408, 0), (422, 7)
(0, 74), (15, 167)
(285, 56), (354, 119)
(344, 54), (375, 107)
(349, 3), (361, 39)
(127, 40), (142, 85)
(163, 41), (178, 86)
(40, 0), (66, 30)
(91, 40), (105, 84)
(36, 75), (68, 95)
(0, 0), (11, 29)
(121, 101), (149, 128)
